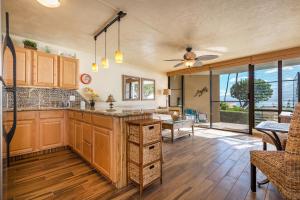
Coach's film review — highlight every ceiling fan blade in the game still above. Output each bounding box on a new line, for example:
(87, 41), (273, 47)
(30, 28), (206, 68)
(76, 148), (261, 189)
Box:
(196, 55), (219, 61)
(164, 59), (184, 61)
(193, 60), (202, 67)
(174, 62), (184, 68)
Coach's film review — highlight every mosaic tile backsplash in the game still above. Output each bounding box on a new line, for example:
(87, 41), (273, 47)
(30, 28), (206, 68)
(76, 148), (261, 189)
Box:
(4, 87), (88, 109)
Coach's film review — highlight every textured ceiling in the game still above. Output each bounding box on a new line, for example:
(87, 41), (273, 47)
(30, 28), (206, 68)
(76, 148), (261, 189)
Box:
(3, 0), (300, 72)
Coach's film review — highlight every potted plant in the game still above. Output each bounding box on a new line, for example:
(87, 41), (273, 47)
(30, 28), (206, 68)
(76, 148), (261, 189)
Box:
(23, 40), (37, 50)
(84, 87), (99, 109)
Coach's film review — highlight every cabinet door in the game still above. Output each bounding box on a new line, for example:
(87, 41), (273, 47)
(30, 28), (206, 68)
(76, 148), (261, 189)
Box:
(83, 140), (92, 162)
(40, 118), (64, 149)
(3, 119), (36, 156)
(68, 119), (75, 148)
(59, 57), (79, 89)
(75, 121), (83, 154)
(3, 47), (31, 86)
(82, 122), (92, 143)
(33, 51), (58, 87)
(93, 127), (112, 177)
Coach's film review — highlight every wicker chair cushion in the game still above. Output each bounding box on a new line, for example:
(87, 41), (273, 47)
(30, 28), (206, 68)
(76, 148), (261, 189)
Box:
(262, 133), (288, 149)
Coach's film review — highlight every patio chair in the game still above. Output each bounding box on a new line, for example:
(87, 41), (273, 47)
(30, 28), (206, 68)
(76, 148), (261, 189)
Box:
(250, 103), (300, 199)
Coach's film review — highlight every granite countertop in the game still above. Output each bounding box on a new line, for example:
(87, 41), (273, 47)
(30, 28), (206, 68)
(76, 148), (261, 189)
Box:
(3, 107), (155, 117)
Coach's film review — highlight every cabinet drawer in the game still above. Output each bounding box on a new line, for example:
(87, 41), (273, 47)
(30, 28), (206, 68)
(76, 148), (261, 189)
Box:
(129, 142), (161, 165)
(3, 111), (36, 122)
(129, 124), (161, 144)
(74, 111), (83, 121)
(92, 114), (113, 130)
(40, 110), (64, 119)
(68, 111), (75, 119)
(83, 141), (92, 162)
(82, 112), (92, 123)
(82, 123), (92, 143)
(129, 161), (161, 186)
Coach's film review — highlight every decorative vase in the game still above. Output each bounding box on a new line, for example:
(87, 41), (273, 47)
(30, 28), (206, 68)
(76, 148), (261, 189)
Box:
(90, 100), (95, 109)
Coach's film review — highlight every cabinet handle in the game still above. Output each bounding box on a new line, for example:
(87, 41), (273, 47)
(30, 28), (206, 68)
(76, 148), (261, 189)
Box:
(149, 165), (154, 169)
(148, 125), (154, 130)
(149, 145), (155, 150)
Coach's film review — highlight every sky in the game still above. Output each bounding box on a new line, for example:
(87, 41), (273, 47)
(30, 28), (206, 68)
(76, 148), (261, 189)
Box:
(218, 64), (300, 108)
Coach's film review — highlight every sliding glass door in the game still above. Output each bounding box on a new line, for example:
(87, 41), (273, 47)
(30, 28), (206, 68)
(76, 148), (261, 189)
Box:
(210, 66), (249, 133)
(254, 61), (279, 125)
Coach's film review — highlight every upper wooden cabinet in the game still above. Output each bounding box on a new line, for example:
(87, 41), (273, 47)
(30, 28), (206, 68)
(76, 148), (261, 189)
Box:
(59, 56), (79, 89)
(32, 51), (58, 87)
(3, 47), (32, 86)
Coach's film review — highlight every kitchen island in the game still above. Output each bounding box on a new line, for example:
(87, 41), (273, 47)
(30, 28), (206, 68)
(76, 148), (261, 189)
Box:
(3, 107), (154, 188)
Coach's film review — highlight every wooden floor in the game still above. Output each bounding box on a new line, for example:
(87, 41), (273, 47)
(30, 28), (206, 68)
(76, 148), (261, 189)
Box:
(6, 128), (284, 200)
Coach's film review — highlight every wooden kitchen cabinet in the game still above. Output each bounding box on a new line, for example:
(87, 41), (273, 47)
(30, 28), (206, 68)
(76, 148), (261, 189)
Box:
(68, 119), (75, 148)
(59, 56), (79, 89)
(93, 126), (112, 177)
(40, 118), (64, 149)
(32, 51), (58, 87)
(75, 121), (83, 154)
(3, 119), (36, 156)
(3, 47), (31, 86)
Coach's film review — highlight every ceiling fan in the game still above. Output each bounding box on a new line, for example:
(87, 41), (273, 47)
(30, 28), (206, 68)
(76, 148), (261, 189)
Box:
(164, 47), (219, 68)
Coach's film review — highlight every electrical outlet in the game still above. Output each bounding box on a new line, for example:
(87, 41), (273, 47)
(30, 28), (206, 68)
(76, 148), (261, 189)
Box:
(69, 95), (76, 101)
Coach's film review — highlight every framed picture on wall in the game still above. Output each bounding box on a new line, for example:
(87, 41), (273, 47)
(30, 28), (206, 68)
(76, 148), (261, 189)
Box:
(141, 78), (155, 100)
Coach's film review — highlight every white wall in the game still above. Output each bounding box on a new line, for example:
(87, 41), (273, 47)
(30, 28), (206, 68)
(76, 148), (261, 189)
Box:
(12, 35), (167, 109)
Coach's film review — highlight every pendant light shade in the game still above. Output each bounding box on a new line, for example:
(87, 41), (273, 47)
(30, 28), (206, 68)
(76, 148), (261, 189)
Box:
(36, 0), (60, 8)
(101, 58), (109, 69)
(114, 50), (123, 64)
(101, 30), (109, 69)
(92, 40), (98, 72)
(114, 19), (123, 64)
(92, 63), (98, 72)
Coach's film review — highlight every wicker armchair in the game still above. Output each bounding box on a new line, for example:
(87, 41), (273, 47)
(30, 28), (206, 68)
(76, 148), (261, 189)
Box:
(250, 103), (300, 200)
(262, 132), (288, 150)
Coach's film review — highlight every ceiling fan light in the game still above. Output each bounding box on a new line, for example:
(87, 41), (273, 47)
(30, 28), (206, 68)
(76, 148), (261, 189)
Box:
(92, 63), (98, 72)
(114, 50), (123, 64)
(101, 58), (109, 69)
(36, 0), (61, 8)
(185, 60), (195, 67)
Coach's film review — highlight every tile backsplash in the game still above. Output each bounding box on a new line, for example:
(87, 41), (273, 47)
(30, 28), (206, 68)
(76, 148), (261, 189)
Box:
(4, 87), (88, 109)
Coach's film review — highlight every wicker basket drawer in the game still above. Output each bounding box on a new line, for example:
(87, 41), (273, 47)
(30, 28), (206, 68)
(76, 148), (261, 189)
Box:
(129, 124), (160, 144)
(129, 142), (161, 165)
(129, 161), (161, 186)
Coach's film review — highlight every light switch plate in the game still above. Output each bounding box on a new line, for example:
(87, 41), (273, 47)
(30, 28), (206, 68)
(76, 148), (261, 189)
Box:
(69, 95), (76, 101)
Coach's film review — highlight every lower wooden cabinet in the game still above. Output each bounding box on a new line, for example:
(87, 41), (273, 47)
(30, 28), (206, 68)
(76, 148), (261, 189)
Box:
(93, 127), (112, 177)
(75, 121), (83, 154)
(3, 119), (36, 156)
(68, 119), (75, 148)
(82, 140), (92, 162)
(40, 118), (64, 149)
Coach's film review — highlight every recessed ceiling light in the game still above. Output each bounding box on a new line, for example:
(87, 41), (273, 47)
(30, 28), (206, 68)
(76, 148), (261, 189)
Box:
(36, 0), (61, 8)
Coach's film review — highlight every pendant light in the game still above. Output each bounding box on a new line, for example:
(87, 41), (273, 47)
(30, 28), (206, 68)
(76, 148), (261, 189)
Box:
(101, 30), (109, 69)
(114, 18), (123, 64)
(92, 40), (98, 72)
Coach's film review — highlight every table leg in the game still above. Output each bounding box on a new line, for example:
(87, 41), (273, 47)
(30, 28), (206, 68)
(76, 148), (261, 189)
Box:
(192, 125), (194, 136)
(171, 128), (174, 143)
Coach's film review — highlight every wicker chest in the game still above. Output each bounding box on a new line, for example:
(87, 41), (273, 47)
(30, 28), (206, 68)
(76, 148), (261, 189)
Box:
(127, 119), (162, 196)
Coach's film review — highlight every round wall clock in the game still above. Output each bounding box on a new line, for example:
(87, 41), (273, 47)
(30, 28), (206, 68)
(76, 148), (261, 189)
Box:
(80, 73), (92, 84)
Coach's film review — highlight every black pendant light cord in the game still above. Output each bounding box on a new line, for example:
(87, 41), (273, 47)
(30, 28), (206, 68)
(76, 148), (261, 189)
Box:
(104, 29), (107, 58)
(118, 18), (120, 50)
(94, 39), (97, 63)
